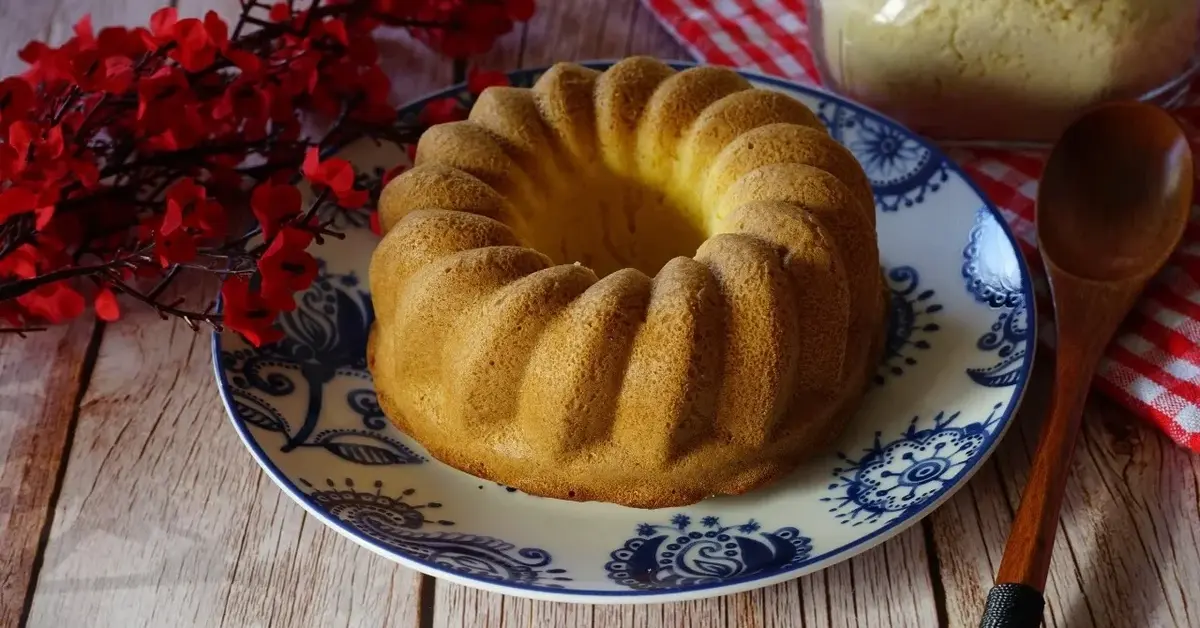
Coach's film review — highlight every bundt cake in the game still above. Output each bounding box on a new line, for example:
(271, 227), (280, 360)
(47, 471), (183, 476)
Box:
(367, 57), (888, 509)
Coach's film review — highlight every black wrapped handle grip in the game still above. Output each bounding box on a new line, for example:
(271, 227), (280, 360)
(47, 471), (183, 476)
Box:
(979, 583), (1045, 628)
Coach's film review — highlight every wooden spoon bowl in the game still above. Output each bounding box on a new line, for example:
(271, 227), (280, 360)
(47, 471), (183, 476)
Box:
(1038, 101), (1192, 283)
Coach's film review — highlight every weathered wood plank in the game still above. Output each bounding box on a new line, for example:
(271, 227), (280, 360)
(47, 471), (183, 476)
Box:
(22, 280), (422, 628)
(934, 359), (1200, 628)
(519, 0), (686, 68)
(0, 320), (98, 626)
(432, 580), (506, 628)
(0, 1), (118, 624)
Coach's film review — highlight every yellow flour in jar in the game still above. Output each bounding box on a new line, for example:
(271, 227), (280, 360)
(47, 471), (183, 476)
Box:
(813, 0), (1198, 140)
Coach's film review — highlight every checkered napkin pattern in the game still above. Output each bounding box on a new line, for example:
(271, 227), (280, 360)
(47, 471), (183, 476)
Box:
(643, 0), (1200, 451)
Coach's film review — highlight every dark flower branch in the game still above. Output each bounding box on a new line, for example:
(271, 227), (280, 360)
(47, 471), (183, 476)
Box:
(0, 0), (529, 345)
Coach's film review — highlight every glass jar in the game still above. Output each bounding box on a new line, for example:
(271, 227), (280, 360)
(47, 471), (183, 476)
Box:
(806, 0), (1200, 143)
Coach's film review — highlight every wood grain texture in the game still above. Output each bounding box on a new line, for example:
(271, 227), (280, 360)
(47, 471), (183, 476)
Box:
(0, 1), (117, 624)
(933, 359), (1200, 628)
(0, 320), (98, 626)
(23, 280), (423, 628)
(519, 0), (686, 68)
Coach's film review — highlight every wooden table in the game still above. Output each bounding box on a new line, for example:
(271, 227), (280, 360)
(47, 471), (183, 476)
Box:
(2, 1), (1199, 626)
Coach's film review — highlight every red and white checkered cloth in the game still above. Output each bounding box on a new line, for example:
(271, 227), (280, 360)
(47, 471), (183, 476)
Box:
(644, 0), (1200, 452)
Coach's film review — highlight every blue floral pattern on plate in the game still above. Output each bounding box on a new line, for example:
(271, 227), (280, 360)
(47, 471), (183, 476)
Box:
(877, 265), (943, 385)
(962, 206), (1032, 387)
(821, 403), (1005, 526)
(213, 61), (1035, 602)
(301, 478), (571, 587)
(605, 515), (813, 591)
(817, 100), (951, 212)
(222, 263), (424, 465)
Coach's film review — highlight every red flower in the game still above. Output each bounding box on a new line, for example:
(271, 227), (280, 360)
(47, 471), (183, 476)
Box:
(222, 47), (262, 78)
(146, 7), (178, 47)
(18, 41), (71, 83)
(34, 205), (55, 230)
(142, 104), (206, 152)
(0, 302), (21, 326)
(318, 18), (349, 46)
(0, 186), (38, 222)
(250, 181), (302, 240)
(4, 122), (33, 175)
(142, 9), (229, 71)
(155, 227), (197, 267)
(420, 98), (465, 126)
(0, 77), (34, 133)
(347, 32), (379, 64)
(99, 56), (134, 93)
(190, 198), (227, 239)
(0, 243), (39, 278)
(203, 11), (230, 48)
(94, 286), (120, 322)
(137, 66), (190, 121)
(336, 187), (368, 209)
(301, 147), (367, 208)
(72, 156), (101, 189)
(258, 226), (317, 311)
(38, 124), (64, 160)
(468, 68), (508, 95)
(213, 77), (271, 139)
(506, 0), (536, 21)
(158, 178), (224, 239)
(165, 178), (206, 213)
(96, 26), (150, 58)
(73, 15), (97, 50)
(268, 3), (291, 22)
(18, 281), (85, 324)
(161, 199), (185, 239)
(221, 276), (284, 347)
(151, 180), (213, 266)
(172, 19), (218, 72)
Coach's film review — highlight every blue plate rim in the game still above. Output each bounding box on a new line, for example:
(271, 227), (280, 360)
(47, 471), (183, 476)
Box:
(212, 60), (1039, 600)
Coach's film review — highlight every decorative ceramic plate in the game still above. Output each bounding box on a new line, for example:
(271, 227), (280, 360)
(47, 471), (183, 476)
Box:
(213, 62), (1035, 603)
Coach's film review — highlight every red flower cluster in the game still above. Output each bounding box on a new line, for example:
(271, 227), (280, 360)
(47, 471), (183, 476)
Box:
(401, 0), (534, 57)
(0, 0), (530, 345)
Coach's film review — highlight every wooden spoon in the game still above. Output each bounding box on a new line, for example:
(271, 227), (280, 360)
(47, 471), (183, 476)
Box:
(979, 101), (1193, 628)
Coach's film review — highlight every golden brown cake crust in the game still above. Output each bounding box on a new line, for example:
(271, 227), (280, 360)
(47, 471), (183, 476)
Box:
(368, 57), (887, 508)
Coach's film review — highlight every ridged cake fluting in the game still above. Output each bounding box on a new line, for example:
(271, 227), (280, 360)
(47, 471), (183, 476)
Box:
(368, 57), (888, 508)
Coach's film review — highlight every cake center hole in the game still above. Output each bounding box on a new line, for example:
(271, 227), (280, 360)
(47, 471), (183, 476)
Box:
(525, 173), (708, 278)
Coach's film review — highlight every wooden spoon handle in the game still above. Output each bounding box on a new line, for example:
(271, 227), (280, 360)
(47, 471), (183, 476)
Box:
(995, 343), (1095, 588)
(978, 348), (1095, 627)
(978, 357), (1092, 627)
(980, 277), (1127, 627)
